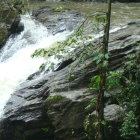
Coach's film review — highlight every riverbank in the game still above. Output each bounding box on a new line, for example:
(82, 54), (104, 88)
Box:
(29, 1), (140, 26)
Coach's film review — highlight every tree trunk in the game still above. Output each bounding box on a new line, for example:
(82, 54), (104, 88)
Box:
(97, 0), (112, 140)
(103, 0), (112, 53)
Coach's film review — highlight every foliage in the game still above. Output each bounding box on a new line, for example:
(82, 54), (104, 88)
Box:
(117, 53), (140, 140)
(31, 11), (106, 72)
(68, 73), (75, 81)
(120, 111), (138, 139)
(31, 30), (83, 71)
(89, 70), (123, 91)
(0, 0), (28, 16)
(47, 95), (63, 101)
(6, 0), (28, 14)
(83, 112), (107, 140)
(85, 98), (97, 110)
(53, 6), (64, 12)
(42, 127), (49, 133)
(31, 42), (68, 71)
(86, 52), (140, 140)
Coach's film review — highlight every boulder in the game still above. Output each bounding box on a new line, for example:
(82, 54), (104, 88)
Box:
(84, 104), (124, 140)
(0, 3), (24, 49)
(0, 14), (140, 140)
(32, 6), (85, 34)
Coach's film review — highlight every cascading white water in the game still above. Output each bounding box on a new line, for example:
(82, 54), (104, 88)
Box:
(0, 15), (70, 118)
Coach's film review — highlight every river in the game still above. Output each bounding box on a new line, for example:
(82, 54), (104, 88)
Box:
(0, 14), (70, 118)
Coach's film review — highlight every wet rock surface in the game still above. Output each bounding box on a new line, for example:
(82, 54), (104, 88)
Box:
(0, 5), (23, 49)
(0, 11), (140, 140)
(32, 6), (85, 35)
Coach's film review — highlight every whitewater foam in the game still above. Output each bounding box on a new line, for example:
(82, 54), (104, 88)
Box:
(0, 15), (70, 118)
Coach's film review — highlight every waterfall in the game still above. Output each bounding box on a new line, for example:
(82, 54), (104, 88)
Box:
(0, 15), (70, 118)
(0, 13), (127, 118)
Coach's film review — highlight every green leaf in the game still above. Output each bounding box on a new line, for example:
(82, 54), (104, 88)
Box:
(93, 121), (99, 126)
(101, 120), (107, 125)
(105, 53), (110, 59)
(85, 98), (97, 110)
(39, 63), (46, 71)
(42, 128), (49, 132)
(103, 60), (108, 68)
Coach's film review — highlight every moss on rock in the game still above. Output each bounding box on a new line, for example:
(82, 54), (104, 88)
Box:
(0, 1), (24, 48)
(0, 24), (8, 47)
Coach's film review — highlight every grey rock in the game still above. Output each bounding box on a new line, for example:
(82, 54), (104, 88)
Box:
(84, 104), (124, 140)
(104, 104), (124, 121)
(0, 4), (23, 49)
(32, 6), (85, 35)
(0, 13), (140, 140)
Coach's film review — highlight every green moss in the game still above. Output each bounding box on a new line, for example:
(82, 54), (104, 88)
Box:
(0, 25), (8, 45)
(47, 95), (63, 101)
(68, 74), (75, 81)
(53, 6), (65, 12)
(0, 1), (22, 46)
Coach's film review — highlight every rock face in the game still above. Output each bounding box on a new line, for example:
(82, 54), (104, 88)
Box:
(32, 6), (85, 35)
(0, 8), (140, 140)
(0, 3), (24, 49)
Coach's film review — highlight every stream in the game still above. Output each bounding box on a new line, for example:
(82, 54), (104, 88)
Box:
(0, 14), (70, 118)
